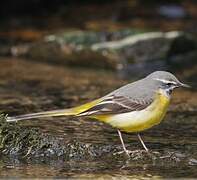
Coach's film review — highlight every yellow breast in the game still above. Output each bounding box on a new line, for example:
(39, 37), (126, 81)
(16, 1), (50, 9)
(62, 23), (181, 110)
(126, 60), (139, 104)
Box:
(92, 89), (170, 133)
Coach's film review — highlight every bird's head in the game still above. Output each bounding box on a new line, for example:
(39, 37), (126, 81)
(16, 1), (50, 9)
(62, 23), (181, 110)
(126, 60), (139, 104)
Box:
(146, 71), (190, 97)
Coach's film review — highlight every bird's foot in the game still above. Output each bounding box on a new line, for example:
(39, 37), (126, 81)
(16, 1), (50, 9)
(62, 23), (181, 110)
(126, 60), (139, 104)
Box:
(113, 150), (133, 157)
(113, 149), (154, 159)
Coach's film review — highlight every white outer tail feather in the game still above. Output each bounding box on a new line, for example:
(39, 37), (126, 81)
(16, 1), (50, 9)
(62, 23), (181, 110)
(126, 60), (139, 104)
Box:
(6, 108), (75, 122)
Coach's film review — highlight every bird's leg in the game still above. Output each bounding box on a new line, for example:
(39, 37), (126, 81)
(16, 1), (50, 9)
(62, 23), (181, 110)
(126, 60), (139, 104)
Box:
(137, 133), (149, 152)
(117, 130), (130, 156)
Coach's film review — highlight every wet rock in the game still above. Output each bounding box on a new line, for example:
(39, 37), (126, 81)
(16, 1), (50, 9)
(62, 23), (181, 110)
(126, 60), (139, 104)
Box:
(5, 29), (138, 69)
(2, 30), (196, 76)
(0, 114), (117, 159)
(44, 29), (139, 47)
(188, 158), (197, 166)
(0, 113), (196, 166)
(9, 40), (119, 69)
(0, 114), (64, 157)
(111, 31), (197, 77)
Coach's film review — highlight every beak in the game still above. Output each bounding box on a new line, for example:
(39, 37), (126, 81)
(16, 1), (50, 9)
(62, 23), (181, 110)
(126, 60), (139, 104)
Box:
(179, 82), (191, 88)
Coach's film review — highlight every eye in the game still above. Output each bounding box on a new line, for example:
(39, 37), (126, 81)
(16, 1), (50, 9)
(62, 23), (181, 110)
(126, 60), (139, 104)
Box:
(165, 82), (177, 88)
(166, 83), (173, 87)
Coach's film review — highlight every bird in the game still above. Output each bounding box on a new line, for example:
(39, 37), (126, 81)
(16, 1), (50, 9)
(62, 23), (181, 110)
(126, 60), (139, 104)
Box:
(6, 71), (190, 156)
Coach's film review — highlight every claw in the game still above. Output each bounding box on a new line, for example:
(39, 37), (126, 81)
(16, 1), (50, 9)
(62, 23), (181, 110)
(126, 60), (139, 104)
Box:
(113, 150), (133, 157)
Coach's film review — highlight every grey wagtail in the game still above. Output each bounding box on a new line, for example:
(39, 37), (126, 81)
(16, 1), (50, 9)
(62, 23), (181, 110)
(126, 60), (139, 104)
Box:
(6, 71), (190, 155)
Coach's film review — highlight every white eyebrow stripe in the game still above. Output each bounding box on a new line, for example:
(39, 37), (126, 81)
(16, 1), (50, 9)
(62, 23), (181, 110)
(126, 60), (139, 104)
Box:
(154, 78), (177, 84)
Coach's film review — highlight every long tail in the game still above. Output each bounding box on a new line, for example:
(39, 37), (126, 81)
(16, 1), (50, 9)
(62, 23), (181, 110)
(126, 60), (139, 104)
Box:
(6, 108), (77, 122)
(6, 98), (102, 122)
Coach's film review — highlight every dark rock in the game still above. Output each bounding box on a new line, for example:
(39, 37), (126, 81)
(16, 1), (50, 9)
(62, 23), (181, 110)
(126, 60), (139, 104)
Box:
(0, 113), (196, 166)
(1, 30), (197, 75)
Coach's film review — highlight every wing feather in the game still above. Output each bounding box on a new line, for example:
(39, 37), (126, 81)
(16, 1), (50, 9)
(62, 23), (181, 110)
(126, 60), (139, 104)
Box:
(78, 95), (152, 116)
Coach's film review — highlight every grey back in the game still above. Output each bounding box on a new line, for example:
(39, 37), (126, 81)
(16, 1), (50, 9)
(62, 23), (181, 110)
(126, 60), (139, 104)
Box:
(106, 71), (179, 102)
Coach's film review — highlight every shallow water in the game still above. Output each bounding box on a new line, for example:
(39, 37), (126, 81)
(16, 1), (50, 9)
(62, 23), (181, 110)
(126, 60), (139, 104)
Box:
(0, 57), (196, 178)
(1, 156), (196, 178)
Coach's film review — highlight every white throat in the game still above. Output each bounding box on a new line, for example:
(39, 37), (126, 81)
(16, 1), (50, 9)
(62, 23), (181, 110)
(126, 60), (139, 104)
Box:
(159, 88), (172, 98)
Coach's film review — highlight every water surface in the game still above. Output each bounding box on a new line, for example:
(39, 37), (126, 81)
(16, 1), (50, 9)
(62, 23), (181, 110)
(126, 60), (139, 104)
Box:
(0, 57), (196, 178)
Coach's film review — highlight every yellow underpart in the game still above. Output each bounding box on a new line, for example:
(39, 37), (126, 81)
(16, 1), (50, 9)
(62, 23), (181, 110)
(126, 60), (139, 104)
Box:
(90, 89), (170, 133)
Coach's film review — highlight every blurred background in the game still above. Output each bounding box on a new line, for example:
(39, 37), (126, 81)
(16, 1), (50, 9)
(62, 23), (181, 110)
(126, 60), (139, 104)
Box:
(0, 0), (197, 78)
(0, 0), (196, 178)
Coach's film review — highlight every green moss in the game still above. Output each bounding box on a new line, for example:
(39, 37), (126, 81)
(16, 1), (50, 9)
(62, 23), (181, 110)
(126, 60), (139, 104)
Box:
(0, 114), (108, 159)
(0, 114), (41, 155)
(0, 114), (194, 165)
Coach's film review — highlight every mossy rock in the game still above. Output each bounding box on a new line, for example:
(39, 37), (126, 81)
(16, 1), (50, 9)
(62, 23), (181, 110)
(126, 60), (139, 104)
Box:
(0, 114), (195, 165)
(0, 114), (114, 159)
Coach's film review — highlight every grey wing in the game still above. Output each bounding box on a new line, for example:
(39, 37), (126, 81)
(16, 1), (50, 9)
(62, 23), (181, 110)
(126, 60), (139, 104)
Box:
(78, 95), (153, 116)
